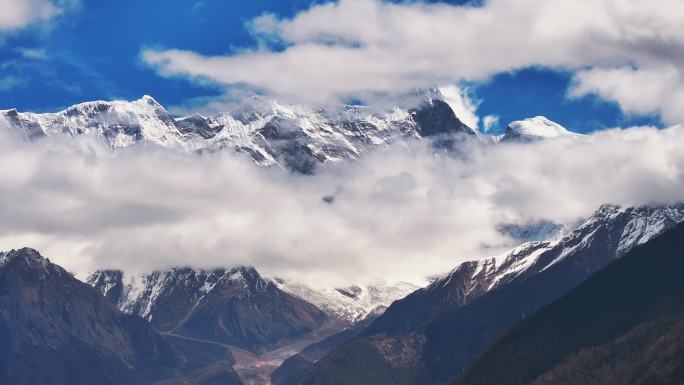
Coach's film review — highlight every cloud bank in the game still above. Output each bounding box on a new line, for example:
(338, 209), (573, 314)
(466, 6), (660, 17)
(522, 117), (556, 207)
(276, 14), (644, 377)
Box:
(142, 0), (684, 124)
(1, 122), (683, 286)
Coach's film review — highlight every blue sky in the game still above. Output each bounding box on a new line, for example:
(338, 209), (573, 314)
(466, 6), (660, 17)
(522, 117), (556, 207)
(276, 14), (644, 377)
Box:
(0, 0), (665, 134)
(0, 1), (313, 111)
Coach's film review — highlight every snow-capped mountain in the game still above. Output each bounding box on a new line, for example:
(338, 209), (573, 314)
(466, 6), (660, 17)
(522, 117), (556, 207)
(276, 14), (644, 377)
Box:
(449, 203), (684, 300)
(0, 95), (186, 146)
(457, 222), (684, 385)
(500, 116), (579, 142)
(299, 204), (684, 385)
(1, 94), (476, 173)
(367, 203), (684, 334)
(274, 279), (421, 323)
(0, 95), (587, 174)
(87, 266), (328, 352)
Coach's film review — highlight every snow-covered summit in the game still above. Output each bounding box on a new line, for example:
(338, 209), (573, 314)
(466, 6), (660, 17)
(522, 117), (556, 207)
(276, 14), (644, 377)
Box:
(501, 116), (579, 142)
(1, 96), (186, 148)
(87, 265), (329, 352)
(0, 93), (475, 173)
(87, 266), (271, 322)
(274, 279), (422, 323)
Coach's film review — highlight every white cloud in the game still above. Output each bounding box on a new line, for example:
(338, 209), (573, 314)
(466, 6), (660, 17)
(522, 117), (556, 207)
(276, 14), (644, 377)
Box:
(142, 0), (684, 122)
(482, 115), (500, 133)
(0, 0), (62, 32)
(439, 85), (479, 129)
(570, 65), (684, 125)
(0, 122), (683, 287)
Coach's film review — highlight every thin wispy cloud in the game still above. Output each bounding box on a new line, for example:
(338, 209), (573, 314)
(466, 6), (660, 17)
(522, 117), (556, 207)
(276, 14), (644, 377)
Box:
(16, 47), (48, 60)
(0, 75), (24, 91)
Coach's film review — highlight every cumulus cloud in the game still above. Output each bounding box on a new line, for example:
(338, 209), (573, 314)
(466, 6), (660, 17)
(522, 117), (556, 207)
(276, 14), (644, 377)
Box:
(1, 122), (683, 287)
(0, 0), (75, 32)
(142, 0), (684, 122)
(570, 65), (684, 125)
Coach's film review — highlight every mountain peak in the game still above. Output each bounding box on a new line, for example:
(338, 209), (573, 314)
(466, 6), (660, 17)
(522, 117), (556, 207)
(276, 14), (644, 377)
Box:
(502, 116), (577, 142)
(88, 265), (328, 352)
(590, 203), (623, 218)
(0, 249), (185, 384)
(409, 98), (477, 137)
(137, 95), (164, 109)
(1, 108), (18, 116)
(0, 247), (57, 272)
(140, 94), (157, 102)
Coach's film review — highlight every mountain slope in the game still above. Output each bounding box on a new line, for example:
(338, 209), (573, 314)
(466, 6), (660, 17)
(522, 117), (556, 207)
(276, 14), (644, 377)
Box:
(457, 222), (684, 385)
(88, 267), (329, 353)
(1, 94), (476, 173)
(294, 204), (684, 385)
(0, 248), (179, 384)
(367, 204), (684, 336)
(271, 309), (385, 385)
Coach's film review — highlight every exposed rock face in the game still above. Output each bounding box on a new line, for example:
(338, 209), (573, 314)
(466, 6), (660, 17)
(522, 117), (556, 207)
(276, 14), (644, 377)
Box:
(88, 266), (329, 353)
(0, 248), (178, 385)
(409, 99), (476, 138)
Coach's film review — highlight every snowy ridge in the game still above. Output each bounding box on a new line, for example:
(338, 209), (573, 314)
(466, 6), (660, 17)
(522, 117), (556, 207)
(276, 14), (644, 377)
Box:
(0, 247), (60, 274)
(1, 94), (475, 173)
(366, 203), (684, 335)
(2, 96), (186, 147)
(429, 240), (556, 303)
(89, 264), (329, 352)
(428, 203), (684, 305)
(87, 266), (267, 322)
(0, 96), (585, 174)
(87, 264), (415, 327)
(274, 279), (422, 323)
